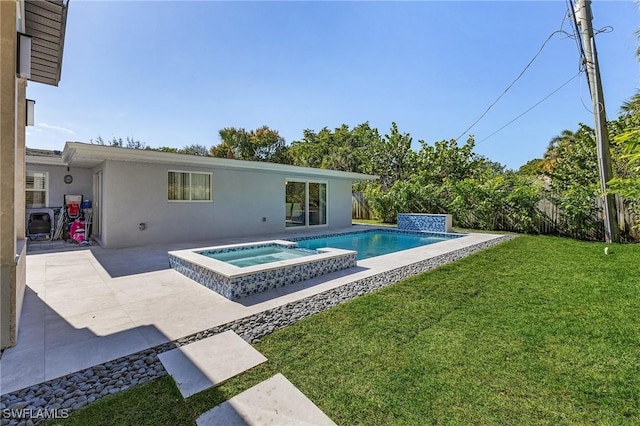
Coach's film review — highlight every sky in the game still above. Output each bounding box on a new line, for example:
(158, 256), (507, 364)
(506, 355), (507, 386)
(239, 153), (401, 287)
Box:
(26, 0), (639, 170)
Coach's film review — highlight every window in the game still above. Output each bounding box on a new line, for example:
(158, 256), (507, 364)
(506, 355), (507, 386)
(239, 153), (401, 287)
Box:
(26, 171), (48, 208)
(168, 171), (212, 201)
(285, 180), (327, 228)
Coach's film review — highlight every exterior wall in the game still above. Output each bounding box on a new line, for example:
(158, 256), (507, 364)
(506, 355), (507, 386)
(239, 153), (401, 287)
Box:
(98, 160), (357, 248)
(1, 1), (22, 350)
(26, 163), (93, 208)
(100, 160), (284, 248)
(16, 80), (25, 240)
(13, 78), (27, 347)
(327, 179), (354, 229)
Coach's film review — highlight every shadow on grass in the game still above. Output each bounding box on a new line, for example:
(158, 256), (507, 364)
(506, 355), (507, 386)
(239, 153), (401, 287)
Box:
(50, 376), (194, 426)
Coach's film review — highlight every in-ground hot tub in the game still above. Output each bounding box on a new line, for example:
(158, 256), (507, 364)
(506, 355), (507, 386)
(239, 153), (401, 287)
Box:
(168, 240), (357, 300)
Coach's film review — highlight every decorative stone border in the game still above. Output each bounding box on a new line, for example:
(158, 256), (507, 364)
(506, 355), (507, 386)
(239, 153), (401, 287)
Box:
(0, 235), (515, 426)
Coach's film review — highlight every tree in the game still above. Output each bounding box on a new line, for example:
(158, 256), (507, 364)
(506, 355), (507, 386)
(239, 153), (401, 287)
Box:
(362, 122), (417, 190)
(211, 126), (288, 162)
(607, 94), (640, 227)
(288, 123), (377, 172)
(540, 125), (606, 238)
(212, 127), (251, 159)
(364, 134), (511, 225)
(154, 146), (180, 153)
(91, 136), (146, 149)
(250, 126), (289, 163)
(542, 125), (599, 191)
(414, 136), (497, 186)
(517, 159), (545, 176)
(606, 22), (640, 229)
(180, 144), (209, 156)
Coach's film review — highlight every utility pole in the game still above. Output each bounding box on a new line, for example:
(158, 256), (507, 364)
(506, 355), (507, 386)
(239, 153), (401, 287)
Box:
(574, 0), (620, 243)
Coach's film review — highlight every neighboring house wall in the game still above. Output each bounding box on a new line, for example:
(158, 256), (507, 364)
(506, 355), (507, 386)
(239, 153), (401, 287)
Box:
(97, 160), (358, 248)
(26, 163), (93, 208)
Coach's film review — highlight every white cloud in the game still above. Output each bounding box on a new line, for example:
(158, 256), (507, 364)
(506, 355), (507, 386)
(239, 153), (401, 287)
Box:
(37, 122), (75, 134)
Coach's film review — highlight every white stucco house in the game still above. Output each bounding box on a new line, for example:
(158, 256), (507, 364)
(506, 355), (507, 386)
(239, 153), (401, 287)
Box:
(26, 142), (377, 249)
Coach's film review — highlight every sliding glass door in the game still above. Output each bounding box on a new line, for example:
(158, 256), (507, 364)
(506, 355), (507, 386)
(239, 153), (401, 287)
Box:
(309, 182), (327, 226)
(285, 180), (327, 228)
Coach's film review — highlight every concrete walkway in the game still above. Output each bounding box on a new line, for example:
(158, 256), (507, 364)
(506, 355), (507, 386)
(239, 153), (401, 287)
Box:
(158, 331), (267, 398)
(1, 226), (505, 397)
(159, 332), (335, 424)
(196, 374), (337, 426)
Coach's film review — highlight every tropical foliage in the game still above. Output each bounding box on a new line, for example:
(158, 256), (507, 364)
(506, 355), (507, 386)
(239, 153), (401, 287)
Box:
(211, 126), (289, 163)
(605, 36), (640, 228)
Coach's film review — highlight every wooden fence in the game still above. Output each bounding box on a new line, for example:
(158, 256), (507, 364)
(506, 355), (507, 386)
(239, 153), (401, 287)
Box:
(352, 192), (639, 242)
(526, 195), (639, 242)
(352, 192), (370, 220)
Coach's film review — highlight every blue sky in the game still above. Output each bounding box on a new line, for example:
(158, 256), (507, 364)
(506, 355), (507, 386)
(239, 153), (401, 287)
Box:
(27, 0), (639, 169)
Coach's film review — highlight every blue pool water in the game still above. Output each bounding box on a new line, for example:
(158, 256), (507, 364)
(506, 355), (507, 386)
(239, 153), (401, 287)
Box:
(295, 230), (458, 260)
(201, 246), (316, 267)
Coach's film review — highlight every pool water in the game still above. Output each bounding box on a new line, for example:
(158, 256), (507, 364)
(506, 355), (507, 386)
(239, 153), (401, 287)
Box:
(295, 231), (455, 260)
(201, 246), (315, 267)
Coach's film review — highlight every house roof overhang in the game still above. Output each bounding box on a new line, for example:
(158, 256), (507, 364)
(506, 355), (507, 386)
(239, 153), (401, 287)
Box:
(25, 147), (64, 165)
(20, 0), (69, 86)
(58, 142), (379, 181)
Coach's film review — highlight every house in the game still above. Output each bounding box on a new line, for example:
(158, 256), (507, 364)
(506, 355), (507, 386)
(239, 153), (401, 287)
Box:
(26, 142), (377, 249)
(1, 0), (69, 350)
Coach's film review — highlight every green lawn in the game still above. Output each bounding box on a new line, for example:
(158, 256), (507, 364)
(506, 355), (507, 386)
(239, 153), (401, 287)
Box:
(54, 236), (640, 425)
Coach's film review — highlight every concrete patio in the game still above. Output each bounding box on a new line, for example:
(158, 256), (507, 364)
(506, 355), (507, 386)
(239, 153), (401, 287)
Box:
(0, 226), (506, 403)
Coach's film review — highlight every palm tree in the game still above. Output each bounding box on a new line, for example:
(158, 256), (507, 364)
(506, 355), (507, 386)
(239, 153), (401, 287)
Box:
(620, 92), (640, 117)
(541, 129), (574, 173)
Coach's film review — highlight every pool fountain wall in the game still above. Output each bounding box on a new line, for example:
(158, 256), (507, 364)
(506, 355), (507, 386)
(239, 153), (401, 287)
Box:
(397, 213), (453, 233)
(168, 241), (357, 300)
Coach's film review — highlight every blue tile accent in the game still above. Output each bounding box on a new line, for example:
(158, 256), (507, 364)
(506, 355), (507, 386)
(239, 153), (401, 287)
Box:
(397, 214), (449, 233)
(169, 250), (357, 301)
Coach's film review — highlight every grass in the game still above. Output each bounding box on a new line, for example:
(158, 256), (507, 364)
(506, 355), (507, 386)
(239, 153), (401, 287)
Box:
(53, 236), (640, 425)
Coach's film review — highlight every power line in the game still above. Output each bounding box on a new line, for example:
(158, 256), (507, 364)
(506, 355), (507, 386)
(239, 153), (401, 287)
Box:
(477, 71), (583, 145)
(578, 73), (594, 113)
(455, 30), (570, 142)
(567, 0), (587, 69)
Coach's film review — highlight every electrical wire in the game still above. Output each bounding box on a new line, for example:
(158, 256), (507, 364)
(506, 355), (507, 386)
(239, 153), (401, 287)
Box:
(455, 2), (610, 144)
(454, 28), (569, 142)
(476, 71), (584, 145)
(578, 73), (594, 113)
(567, 0), (587, 69)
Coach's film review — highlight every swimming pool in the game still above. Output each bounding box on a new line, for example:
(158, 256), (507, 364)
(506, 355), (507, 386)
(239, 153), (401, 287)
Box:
(294, 229), (462, 260)
(200, 245), (316, 267)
